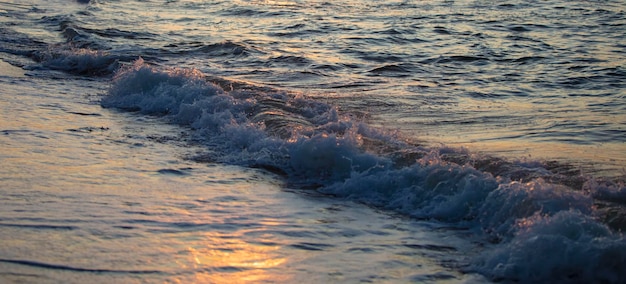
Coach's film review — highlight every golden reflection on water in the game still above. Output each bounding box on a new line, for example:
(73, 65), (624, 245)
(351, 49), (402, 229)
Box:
(184, 231), (288, 283)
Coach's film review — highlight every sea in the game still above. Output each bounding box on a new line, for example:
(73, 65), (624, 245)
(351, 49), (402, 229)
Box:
(1, 0), (625, 283)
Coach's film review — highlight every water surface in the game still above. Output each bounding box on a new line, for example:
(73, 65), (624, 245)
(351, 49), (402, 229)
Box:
(1, 0), (625, 283)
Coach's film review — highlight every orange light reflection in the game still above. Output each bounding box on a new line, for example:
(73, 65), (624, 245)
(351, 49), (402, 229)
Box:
(185, 231), (289, 283)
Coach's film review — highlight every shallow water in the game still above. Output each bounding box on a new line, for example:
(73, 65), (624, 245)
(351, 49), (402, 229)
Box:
(1, 0), (626, 283)
(0, 73), (485, 283)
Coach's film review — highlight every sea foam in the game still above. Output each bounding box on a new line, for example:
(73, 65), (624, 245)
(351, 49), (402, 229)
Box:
(473, 211), (626, 283)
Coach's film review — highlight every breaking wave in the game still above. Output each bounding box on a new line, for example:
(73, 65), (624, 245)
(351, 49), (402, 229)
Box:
(101, 59), (626, 283)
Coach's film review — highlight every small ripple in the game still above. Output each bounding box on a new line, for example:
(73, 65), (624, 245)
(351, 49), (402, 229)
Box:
(403, 243), (457, 252)
(465, 91), (508, 99)
(367, 64), (413, 77)
(419, 55), (489, 65)
(166, 41), (257, 58)
(289, 242), (335, 251)
(410, 272), (458, 282)
(508, 25), (532, 32)
(268, 55), (312, 66)
(0, 258), (162, 274)
(156, 168), (189, 176)
(346, 247), (376, 253)
(0, 223), (77, 230)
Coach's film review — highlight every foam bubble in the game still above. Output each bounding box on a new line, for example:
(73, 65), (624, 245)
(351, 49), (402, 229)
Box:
(587, 179), (626, 203)
(320, 159), (498, 222)
(472, 211), (626, 283)
(479, 179), (593, 240)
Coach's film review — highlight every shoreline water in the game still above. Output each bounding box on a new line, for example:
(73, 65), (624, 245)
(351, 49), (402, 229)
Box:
(0, 64), (489, 282)
(0, 59), (24, 77)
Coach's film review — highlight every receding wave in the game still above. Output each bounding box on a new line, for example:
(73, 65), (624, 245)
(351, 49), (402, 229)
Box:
(101, 59), (626, 283)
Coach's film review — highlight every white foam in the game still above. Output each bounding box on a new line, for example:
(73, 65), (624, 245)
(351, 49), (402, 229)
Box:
(479, 179), (593, 239)
(473, 210), (626, 283)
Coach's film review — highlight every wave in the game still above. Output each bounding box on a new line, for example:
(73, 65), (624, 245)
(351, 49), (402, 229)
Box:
(165, 41), (257, 58)
(32, 47), (121, 76)
(0, 26), (139, 76)
(0, 27), (47, 59)
(100, 58), (626, 282)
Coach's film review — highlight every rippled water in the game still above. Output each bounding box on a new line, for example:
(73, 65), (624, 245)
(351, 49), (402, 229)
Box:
(3, 0), (626, 174)
(66, 0), (626, 173)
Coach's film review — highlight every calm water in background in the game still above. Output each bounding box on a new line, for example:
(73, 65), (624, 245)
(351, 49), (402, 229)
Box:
(1, 0), (626, 283)
(5, 0), (625, 174)
(50, 0), (626, 175)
